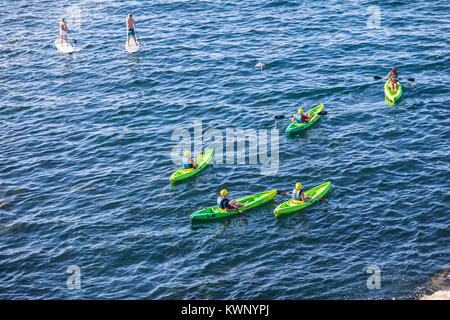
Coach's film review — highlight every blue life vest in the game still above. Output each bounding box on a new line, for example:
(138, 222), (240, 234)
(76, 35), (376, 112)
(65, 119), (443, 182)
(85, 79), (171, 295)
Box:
(182, 156), (191, 169)
(292, 188), (302, 201)
(294, 114), (307, 123)
(217, 196), (226, 209)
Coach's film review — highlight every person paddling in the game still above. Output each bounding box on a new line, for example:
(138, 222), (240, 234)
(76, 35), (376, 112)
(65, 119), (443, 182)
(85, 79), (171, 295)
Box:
(182, 151), (198, 170)
(216, 189), (248, 212)
(292, 108), (310, 124)
(126, 13), (138, 46)
(59, 18), (70, 46)
(385, 67), (399, 93)
(292, 182), (311, 203)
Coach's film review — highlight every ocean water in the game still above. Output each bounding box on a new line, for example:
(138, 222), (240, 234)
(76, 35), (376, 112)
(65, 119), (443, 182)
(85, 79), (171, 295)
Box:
(0, 0), (449, 299)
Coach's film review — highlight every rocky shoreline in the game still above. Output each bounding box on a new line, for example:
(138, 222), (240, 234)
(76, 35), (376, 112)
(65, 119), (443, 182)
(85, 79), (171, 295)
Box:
(420, 290), (450, 300)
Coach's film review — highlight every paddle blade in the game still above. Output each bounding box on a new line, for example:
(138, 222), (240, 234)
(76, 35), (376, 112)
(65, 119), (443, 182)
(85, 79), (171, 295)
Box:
(407, 78), (415, 82)
(317, 111), (328, 116)
(72, 39), (77, 44)
(374, 76), (382, 80)
(275, 115), (285, 119)
(277, 190), (288, 195)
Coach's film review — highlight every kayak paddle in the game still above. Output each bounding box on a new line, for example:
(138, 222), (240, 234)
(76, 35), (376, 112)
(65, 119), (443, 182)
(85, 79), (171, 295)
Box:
(374, 76), (415, 82)
(276, 189), (326, 204)
(275, 111), (327, 120)
(237, 209), (248, 217)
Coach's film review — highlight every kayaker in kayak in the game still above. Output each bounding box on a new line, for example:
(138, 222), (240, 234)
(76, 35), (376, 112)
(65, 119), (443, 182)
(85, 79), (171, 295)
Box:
(216, 189), (248, 211)
(292, 182), (311, 203)
(292, 109), (310, 124)
(182, 151), (198, 170)
(385, 67), (398, 93)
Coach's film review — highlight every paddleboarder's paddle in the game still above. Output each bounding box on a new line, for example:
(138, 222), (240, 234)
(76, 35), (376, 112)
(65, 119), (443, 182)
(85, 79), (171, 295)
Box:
(135, 28), (144, 46)
(68, 29), (77, 44)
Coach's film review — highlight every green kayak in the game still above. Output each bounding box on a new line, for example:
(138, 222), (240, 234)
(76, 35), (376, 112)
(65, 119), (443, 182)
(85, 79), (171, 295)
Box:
(384, 80), (402, 104)
(273, 181), (331, 217)
(190, 190), (277, 222)
(285, 104), (324, 136)
(170, 149), (214, 184)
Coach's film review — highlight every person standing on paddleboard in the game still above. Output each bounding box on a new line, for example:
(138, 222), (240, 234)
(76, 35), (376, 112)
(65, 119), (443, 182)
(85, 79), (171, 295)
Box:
(126, 13), (138, 46)
(59, 18), (70, 46)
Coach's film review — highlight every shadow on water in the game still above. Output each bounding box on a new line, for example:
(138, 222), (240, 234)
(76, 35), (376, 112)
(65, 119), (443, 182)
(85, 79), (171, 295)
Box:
(273, 214), (311, 238)
(190, 214), (249, 231)
(126, 53), (140, 65)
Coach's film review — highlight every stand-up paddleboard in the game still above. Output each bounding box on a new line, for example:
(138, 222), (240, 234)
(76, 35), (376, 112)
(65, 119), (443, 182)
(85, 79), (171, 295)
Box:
(125, 40), (139, 53)
(54, 39), (74, 53)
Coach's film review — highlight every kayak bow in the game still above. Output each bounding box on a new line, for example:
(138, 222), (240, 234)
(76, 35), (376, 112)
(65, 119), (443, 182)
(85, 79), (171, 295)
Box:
(384, 80), (402, 104)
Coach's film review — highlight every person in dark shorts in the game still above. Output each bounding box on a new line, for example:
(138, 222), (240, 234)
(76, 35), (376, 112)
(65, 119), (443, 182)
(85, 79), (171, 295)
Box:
(126, 13), (138, 45)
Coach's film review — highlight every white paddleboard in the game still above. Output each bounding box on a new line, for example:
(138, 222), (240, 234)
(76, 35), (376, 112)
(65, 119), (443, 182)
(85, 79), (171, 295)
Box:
(55, 39), (74, 53)
(125, 41), (139, 53)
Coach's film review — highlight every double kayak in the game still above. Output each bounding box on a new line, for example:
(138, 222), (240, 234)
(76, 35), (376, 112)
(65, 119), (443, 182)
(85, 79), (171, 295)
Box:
(384, 80), (402, 104)
(273, 181), (331, 217)
(285, 104), (324, 135)
(190, 190), (277, 222)
(170, 149), (214, 184)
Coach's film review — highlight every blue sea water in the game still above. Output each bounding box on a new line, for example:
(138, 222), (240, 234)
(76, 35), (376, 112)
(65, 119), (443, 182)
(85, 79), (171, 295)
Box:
(0, 0), (449, 299)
